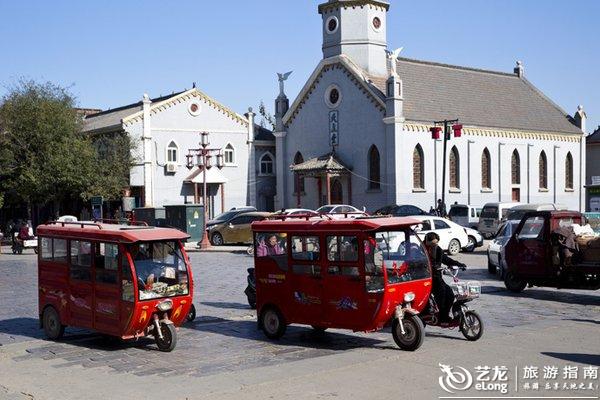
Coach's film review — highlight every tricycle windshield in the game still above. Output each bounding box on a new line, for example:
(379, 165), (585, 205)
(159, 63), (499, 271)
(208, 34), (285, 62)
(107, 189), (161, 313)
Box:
(129, 241), (189, 300)
(374, 230), (430, 284)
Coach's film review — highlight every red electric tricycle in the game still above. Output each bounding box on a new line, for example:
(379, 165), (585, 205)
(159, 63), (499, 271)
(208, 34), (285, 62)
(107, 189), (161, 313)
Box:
(252, 216), (432, 351)
(37, 220), (194, 351)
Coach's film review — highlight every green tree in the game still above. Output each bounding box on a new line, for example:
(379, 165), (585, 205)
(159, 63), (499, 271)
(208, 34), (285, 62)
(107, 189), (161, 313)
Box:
(0, 79), (132, 217)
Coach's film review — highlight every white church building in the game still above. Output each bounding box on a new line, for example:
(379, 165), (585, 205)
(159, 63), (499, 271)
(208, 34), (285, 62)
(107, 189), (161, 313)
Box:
(274, 0), (587, 212)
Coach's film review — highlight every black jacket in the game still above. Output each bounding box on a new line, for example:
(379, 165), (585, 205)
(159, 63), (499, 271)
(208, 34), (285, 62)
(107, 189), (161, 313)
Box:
(428, 245), (463, 280)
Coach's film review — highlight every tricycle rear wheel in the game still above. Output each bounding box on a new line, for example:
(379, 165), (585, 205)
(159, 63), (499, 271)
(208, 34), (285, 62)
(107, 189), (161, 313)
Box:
(155, 322), (177, 352)
(504, 272), (527, 293)
(392, 314), (425, 351)
(259, 306), (286, 340)
(186, 304), (196, 322)
(43, 306), (64, 340)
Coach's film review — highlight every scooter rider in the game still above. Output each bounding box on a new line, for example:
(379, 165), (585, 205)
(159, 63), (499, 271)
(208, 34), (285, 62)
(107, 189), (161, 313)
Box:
(423, 232), (466, 323)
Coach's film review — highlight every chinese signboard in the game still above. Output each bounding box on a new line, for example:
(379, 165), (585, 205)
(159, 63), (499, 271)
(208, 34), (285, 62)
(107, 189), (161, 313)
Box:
(329, 110), (339, 148)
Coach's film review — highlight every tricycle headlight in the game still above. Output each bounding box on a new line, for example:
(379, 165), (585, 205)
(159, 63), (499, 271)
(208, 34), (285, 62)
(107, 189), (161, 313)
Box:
(403, 292), (415, 303)
(157, 299), (173, 312)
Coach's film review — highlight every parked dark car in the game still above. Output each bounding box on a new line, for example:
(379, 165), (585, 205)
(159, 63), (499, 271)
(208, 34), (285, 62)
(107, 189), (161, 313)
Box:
(206, 207), (257, 229)
(373, 204), (428, 217)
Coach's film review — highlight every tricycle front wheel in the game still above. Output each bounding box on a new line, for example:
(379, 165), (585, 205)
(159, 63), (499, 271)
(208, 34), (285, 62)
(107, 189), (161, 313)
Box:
(155, 322), (177, 352)
(392, 314), (425, 351)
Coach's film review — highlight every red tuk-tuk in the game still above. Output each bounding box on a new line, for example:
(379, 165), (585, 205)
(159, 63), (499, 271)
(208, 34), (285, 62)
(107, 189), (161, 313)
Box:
(37, 220), (194, 351)
(504, 210), (600, 292)
(252, 216), (432, 351)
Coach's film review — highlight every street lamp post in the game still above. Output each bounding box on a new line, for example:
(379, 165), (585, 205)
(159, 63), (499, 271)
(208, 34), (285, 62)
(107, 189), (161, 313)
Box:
(430, 119), (462, 217)
(186, 131), (224, 250)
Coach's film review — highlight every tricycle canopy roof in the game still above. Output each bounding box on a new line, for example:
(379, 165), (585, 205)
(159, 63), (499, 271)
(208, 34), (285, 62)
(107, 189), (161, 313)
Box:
(252, 216), (421, 233)
(36, 221), (190, 243)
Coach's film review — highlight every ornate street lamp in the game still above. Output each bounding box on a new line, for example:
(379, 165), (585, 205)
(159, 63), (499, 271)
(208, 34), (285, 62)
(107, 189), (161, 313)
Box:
(430, 119), (462, 217)
(186, 131), (224, 250)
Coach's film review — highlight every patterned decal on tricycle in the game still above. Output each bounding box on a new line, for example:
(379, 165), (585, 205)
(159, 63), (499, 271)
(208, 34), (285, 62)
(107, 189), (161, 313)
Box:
(331, 296), (358, 310)
(294, 291), (321, 305)
(259, 273), (286, 285)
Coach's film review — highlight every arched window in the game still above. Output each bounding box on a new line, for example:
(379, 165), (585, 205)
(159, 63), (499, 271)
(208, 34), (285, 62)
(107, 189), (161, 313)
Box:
(565, 152), (573, 189)
(449, 146), (460, 189)
(259, 152), (274, 175)
(167, 141), (178, 163)
(293, 152), (305, 193)
(224, 143), (235, 165)
(413, 144), (424, 189)
(481, 148), (491, 189)
(539, 151), (548, 189)
(368, 145), (381, 190)
(511, 150), (520, 185)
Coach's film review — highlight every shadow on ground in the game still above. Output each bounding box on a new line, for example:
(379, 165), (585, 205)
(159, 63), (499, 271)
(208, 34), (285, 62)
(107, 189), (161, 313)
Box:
(482, 287), (600, 306)
(541, 352), (600, 366)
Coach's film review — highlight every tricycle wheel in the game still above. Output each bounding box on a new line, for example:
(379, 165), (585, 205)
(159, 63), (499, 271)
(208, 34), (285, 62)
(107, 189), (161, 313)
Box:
(259, 306), (286, 340)
(186, 304), (196, 322)
(155, 322), (177, 352)
(43, 306), (64, 340)
(392, 314), (425, 351)
(311, 325), (327, 333)
(504, 272), (527, 293)
(460, 310), (484, 341)
(34, 247), (38, 254)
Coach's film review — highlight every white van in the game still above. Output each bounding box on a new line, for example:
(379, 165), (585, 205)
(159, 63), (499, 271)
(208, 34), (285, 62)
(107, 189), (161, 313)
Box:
(503, 203), (568, 223)
(478, 202), (523, 238)
(448, 204), (482, 229)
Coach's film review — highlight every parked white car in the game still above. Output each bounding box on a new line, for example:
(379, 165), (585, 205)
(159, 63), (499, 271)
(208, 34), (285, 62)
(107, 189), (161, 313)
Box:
(487, 220), (520, 277)
(273, 208), (318, 217)
(316, 204), (367, 219)
(411, 216), (470, 255)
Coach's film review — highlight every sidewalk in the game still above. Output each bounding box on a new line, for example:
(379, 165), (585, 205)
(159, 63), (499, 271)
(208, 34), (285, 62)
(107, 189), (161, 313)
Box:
(184, 242), (249, 254)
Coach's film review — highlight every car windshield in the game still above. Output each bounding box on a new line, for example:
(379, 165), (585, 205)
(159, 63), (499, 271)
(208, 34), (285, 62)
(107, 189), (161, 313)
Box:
(129, 241), (189, 300)
(316, 206), (335, 213)
(481, 206), (498, 219)
(211, 211), (238, 221)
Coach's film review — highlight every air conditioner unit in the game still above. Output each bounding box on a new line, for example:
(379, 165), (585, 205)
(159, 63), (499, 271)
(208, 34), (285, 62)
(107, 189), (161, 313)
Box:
(166, 163), (178, 173)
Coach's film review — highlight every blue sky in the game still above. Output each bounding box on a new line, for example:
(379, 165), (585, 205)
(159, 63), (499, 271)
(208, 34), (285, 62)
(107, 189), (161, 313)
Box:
(1, 0), (598, 133)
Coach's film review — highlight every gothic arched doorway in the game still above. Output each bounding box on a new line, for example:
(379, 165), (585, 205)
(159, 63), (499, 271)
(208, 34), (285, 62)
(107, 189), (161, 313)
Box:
(330, 179), (343, 204)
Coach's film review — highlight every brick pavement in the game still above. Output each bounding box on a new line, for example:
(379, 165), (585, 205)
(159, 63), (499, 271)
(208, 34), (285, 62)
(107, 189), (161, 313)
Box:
(0, 249), (598, 379)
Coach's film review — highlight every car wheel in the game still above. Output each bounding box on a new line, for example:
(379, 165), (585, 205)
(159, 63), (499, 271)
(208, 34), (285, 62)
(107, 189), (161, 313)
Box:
(211, 232), (224, 246)
(465, 236), (476, 253)
(448, 239), (461, 255)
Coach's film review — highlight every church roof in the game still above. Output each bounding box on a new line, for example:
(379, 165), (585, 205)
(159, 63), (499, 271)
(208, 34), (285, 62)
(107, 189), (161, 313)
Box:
(290, 152), (351, 174)
(369, 57), (582, 135)
(588, 126), (600, 143)
(255, 124), (275, 141)
(82, 92), (183, 133)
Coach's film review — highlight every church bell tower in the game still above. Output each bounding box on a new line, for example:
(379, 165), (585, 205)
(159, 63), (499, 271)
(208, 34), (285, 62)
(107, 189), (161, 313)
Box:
(318, 0), (390, 77)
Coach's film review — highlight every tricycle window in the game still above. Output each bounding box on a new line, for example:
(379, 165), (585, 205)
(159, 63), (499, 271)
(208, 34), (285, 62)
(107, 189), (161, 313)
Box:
(327, 236), (358, 262)
(70, 240), (92, 281)
(129, 241), (189, 300)
(374, 230), (430, 284)
(518, 216), (546, 240)
(256, 233), (287, 257)
(364, 238), (384, 292)
(291, 236), (320, 261)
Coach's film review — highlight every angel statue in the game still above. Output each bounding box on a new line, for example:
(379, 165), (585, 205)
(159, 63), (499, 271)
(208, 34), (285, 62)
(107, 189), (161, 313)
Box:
(387, 47), (403, 76)
(277, 71), (293, 96)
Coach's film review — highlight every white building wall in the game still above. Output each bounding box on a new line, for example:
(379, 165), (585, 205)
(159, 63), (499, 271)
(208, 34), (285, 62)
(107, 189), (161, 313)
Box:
(125, 94), (250, 210)
(395, 129), (583, 211)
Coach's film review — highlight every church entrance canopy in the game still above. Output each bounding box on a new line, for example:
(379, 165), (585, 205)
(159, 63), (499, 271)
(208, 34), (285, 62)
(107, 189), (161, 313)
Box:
(290, 152), (352, 207)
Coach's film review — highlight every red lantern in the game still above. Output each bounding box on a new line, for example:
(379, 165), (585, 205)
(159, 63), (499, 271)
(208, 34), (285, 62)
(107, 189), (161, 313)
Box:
(452, 124), (463, 138)
(430, 126), (442, 140)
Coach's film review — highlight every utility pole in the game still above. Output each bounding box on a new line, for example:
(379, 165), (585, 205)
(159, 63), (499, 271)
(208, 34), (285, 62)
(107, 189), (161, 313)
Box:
(430, 119), (461, 217)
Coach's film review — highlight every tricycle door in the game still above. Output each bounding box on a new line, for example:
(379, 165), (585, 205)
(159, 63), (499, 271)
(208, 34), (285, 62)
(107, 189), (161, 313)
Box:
(288, 235), (324, 325)
(92, 243), (121, 335)
(512, 215), (549, 278)
(322, 235), (365, 329)
(68, 239), (94, 329)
